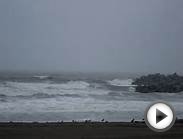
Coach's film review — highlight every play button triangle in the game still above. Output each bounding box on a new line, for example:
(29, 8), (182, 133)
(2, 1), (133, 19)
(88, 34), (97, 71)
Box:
(156, 108), (167, 124)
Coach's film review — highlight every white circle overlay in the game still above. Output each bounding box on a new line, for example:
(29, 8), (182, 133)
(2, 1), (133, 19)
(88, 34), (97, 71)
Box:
(147, 103), (174, 130)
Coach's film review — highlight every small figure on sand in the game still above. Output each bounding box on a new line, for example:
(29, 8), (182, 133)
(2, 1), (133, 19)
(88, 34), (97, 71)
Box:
(130, 118), (135, 123)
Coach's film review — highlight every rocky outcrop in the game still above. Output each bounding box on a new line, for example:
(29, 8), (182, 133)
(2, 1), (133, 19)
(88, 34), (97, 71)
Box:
(132, 73), (183, 93)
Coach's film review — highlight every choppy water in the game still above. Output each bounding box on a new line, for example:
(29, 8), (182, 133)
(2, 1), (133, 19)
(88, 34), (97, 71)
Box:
(0, 73), (183, 122)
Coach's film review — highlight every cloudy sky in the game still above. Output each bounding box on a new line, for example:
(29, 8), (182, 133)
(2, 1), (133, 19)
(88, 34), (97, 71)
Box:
(0, 0), (183, 73)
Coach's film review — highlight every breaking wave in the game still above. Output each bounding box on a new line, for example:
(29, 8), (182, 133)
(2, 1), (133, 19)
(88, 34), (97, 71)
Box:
(1, 75), (183, 122)
(33, 76), (50, 79)
(0, 80), (105, 97)
(58, 81), (90, 89)
(0, 93), (82, 99)
(107, 79), (135, 87)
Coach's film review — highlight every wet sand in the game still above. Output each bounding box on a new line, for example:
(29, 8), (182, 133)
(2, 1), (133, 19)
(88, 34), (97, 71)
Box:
(0, 122), (183, 139)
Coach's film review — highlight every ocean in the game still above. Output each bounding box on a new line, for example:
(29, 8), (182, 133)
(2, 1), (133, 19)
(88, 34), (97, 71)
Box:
(0, 72), (183, 122)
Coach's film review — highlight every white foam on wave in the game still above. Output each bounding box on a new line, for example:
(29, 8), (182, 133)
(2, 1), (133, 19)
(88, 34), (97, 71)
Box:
(33, 76), (50, 79)
(0, 81), (105, 97)
(59, 81), (90, 89)
(107, 79), (136, 87)
(1, 81), (183, 121)
(1, 95), (183, 122)
(0, 99), (146, 122)
(0, 97), (149, 113)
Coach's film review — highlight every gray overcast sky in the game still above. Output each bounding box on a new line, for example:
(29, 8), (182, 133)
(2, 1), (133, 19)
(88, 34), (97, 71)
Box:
(0, 0), (183, 73)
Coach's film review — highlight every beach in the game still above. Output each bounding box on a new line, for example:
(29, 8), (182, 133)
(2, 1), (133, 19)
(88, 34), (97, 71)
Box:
(1, 73), (183, 138)
(0, 122), (183, 139)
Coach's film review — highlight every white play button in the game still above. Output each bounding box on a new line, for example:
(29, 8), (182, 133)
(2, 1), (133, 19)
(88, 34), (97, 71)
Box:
(145, 101), (176, 132)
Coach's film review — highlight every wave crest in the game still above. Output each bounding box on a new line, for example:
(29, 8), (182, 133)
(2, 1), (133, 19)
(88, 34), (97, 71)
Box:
(33, 76), (50, 79)
(58, 81), (90, 90)
(107, 79), (134, 86)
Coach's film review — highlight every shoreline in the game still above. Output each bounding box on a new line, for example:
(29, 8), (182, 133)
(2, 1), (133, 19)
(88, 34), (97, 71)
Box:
(0, 121), (183, 139)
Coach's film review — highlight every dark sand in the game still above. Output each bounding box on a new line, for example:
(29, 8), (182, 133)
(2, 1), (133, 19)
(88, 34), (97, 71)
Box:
(0, 122), (183, 139)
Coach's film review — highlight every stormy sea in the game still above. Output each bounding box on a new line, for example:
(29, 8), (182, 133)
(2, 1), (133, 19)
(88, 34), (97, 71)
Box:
(0, 72), (183, 122)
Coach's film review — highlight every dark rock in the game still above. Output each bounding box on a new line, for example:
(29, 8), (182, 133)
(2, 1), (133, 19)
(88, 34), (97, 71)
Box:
(132, 73), (183, 93)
